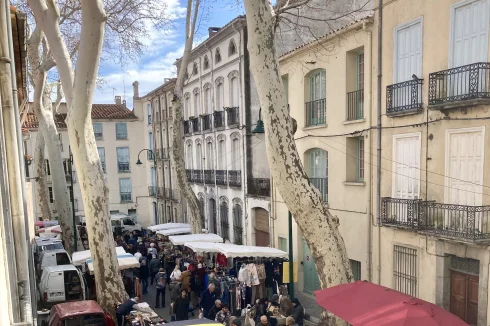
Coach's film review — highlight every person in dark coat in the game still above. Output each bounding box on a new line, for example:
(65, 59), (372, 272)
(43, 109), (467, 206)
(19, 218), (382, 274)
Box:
(291, 298), (304, 326)
(149, 254), (160, 285)
(116, 297), (141, 326)
(173, 289), (190, 321)
(139, 254), (149, 294)
(207, 300), (221, 321)
(200, 283), (218, 319)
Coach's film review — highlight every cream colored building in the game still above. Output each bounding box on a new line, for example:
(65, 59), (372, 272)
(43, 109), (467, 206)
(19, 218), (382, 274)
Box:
(371, 0), (490, 324)
(274, 18), (375, 294)
(23, 97), (156, 227)
(132, 78), (186, 224)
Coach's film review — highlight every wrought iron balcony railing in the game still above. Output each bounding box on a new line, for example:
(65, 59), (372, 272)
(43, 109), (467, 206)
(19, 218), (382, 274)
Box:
(148, 186), (157, 197)
(226, 107), (239, 127)
(147, 151), (154, 160)
(94, 132), (103, 140)
(386, 79), (423, 115)
(346, 89), (364, 120)
(216, 170), (227, 186)
(247, 178), (271, 197)
(193, 169), (203, 183)
(305, 99), (326, 127)
(120, 193), (132, 202)
(183, 120), (191, 135)
(202, 114), (212, 131)
(118, 162), (130, 172)
(186, 169), (192, 182)
(381, 197), (490, 242)
(228, 170), (241, 187)
(191, 117), (200, 133)
(309, 177), (328, 202)
(429, 62), (490, 108)
(204, 170), (215, 185)
(214, 110), (225, 129)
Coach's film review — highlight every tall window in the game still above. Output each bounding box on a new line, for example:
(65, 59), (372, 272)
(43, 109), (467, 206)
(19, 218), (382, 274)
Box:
(218, 139), (226, 170)
(310, 70), (326, 101)
(119, 178), (132, 202)
(233, 203), (242, 244)
(204, 87), (212, 114)
(306, 70), (326, 126)
(192, 62), (198, 75)
(358, 137), (365, 181)
(203, 56), (209, 70)
(148, 132), (154, 153)
(206, 141), (214, 169)
(45, 160), (51, 175)
(194, 91), (200, 116)
(216, 82), (224, 110)
(184, 93), (191, 118)
(215, 48), (221, 63)
(147, 103), (152, 124)
(220, 200), (229, 240)
(93, 122), (103, 140)
(196, 143), (202, 170)
(186, 143), (193, 169)
(358, 53), (365, 91)
(97, 147), (106, 173)
(48, 186), (54, 203)
(229, 39), (237, 56)
(393, 245), (417, 297)
(350, 260), (361, 281)
(115, 122), (128, 139)
(279, 237), (287, 252)
(231, 138), (240, 170)
(116, 147), (130, 172)
(307, 148), (328, 202)
(230, 77), (239, 107)
(151, 167), (156, 186)
(62, 159), (71, 175)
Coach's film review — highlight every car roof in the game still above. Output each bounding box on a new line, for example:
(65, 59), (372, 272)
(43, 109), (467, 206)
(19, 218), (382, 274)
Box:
(44, 264), (78, 272)
(41, 249), (68, 255)
(110, 214), (130, 220)
(53, 300), (104, 319)
(36, 238), (62, 244)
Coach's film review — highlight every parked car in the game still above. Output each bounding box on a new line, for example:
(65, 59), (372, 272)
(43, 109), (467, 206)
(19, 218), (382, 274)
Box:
(38, 265), (86, 308)
(110, 213), (142, 233)
(37, 249), (72, 276)
(43, 300), (114, 326)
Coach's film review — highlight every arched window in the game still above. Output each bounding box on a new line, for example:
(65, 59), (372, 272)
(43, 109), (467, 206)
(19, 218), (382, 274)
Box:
(186, 142), (193, 169)
(203, 83), (212, 114)
(220, 198), (229, 241)
(232, 201), (243, 244)
(230, 76), (239, 107)
(192, 62), (198, 75)
(215, 48), (221, 63)
(206, 139), (214, 169)
(195, 141), (202, 170)
(306, 148), (328, 202)
(228, 39), (237, 56)
(306, 69), (326, 126)
(215, 78), (224, 111)
(203, 56), (209, 70)
(193, 88), (200, 116)
(230, 133), (240, 170)
(184, 93), (191, 118)
(217, 135), (226, 170)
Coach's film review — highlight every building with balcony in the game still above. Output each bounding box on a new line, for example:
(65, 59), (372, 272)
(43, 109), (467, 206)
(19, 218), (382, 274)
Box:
(271, 17), (374, 295)
(23, 97), (155, 226)
(374, 0), (490, 324)
(132, 78), (186, 224)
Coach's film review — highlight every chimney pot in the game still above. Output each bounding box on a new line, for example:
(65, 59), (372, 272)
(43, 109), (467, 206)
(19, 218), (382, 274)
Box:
(132, 81), (139, 98)
(115, 96), (122, 105)
(208, 27), (221, 38)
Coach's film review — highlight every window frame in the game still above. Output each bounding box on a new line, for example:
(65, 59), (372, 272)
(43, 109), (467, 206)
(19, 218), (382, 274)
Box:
(228, 39), (237, 56)
(215, 48), (222, 63)
(357, 137), (365, 181)
(115, 122), (128, 140)
(116, 147), (130, 173)
(119, 178), (132, 202)
(97, 147), (106, 173)
(93, 122), (103, 140)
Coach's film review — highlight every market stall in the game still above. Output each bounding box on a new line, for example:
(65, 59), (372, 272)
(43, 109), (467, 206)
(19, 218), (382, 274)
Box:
(156, 227), (191, 236)
(147, 223), (190, 232)
(168, 233), (223, 245)
(183, 242), (289, 258)
(86, 253), (140, 274)
(72, 246), (127, 266)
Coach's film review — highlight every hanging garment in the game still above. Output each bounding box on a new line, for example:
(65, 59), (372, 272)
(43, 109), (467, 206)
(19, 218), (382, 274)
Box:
(246, 264), (260, 286)
(217, 253), (227, 267)
(256, 263), (266, 280)
(236, 284), (242, 310)
(238, 265), (249, 285)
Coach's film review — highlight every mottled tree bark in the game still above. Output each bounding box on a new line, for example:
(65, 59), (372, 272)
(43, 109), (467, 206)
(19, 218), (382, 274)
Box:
(243, 1), (353, 325)
(34, 130), (52, 220)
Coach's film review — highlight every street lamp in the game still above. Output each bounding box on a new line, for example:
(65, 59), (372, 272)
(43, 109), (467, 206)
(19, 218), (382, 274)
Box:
(136, 148), (154, 165)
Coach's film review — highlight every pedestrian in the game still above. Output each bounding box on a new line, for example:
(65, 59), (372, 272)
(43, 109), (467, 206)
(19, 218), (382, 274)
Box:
(139, 254), (149, 295)
(291, 298), (304, 326)
(149, 254), (160, 285)
(285, 317), (298, 326)
(148, 243), (157, 257)
(155, 268), (166, 308)
(215, 303), (231, 324)
(116, 297), (143, 326)
(169, 280), (181, 319)
(200, 283), (218, 319)
(208, 300), (222, 321)
(258, 315), (271, 326)
(177, 266), (191, 293)
(170, 265), (181, 282)
(173, 289), (190, 321)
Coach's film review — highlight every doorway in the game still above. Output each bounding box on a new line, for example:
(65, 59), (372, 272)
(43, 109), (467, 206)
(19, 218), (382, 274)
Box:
(254, 208), (269, 247)
(303, 238), (321, 294)
(450, 270), (478, 325)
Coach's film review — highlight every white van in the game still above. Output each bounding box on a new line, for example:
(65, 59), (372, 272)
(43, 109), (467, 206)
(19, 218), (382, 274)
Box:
(38, 249), (72, 273)
(110, 213), (142, 233)
(38, 265), (86, 308)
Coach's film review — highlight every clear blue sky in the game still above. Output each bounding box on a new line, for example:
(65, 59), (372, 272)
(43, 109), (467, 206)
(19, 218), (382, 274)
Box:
(93, 0), (244, 107)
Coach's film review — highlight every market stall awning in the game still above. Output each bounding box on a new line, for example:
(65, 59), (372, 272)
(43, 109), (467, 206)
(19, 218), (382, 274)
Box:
(72, 247), (126, 266)
(156, 227), (191, 236)
(184, 242), (289, 258)
(314, 281), (468, 326)
(35, 220), (59, 227)
(169, 233), (223, 245)
(147, 223), (190, 231)
(87, 253), (139, 274)
(37, 225), (61, 234)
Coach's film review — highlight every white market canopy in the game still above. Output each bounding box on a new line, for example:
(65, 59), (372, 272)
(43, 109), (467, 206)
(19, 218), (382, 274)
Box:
(72, 246), (126, 266)
(184, 242), (289, 259)
(157, 227), (191, 236)
(169, 233), (223, 245)
(147, 223), (190, 232)
(87, 253), (139, 274)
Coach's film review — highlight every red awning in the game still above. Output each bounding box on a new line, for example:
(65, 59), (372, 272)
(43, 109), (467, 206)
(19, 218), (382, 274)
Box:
(314, 281), (468, 326)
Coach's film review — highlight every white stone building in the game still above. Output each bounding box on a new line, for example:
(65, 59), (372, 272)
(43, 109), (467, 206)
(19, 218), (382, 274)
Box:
(23, 97), (156, 227)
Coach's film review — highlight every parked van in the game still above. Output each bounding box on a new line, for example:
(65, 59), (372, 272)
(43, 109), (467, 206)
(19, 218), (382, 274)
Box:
(44, 300), (114, 326)
(38, 249), (72, 274)
(38, 265), (86, 307)
(110, 213), (142, 233)
(34, 238), (64, 256)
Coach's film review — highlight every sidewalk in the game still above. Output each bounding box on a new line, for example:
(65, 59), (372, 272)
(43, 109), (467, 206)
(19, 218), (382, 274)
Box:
(294, 291), (322, 324)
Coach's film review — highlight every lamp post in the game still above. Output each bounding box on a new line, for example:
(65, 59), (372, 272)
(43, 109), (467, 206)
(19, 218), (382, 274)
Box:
(69, 146), (77, 251)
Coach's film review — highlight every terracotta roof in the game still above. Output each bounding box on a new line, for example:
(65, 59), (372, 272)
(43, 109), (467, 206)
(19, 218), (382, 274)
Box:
(279, 16), (374, 59)
(23, 104), (138, 129)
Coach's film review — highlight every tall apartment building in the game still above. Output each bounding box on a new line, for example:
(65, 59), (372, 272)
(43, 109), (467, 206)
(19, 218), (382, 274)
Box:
(132, 78), (186, 224)
(23, 97), (156, 227)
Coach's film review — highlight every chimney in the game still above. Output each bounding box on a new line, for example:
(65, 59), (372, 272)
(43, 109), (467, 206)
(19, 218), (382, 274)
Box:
(122, 100), (127, 107)
(115, 96), (122, 105)
(208, 27), (221, 38)
(164, 78), (171, 83)
(132, 81), (139, 98)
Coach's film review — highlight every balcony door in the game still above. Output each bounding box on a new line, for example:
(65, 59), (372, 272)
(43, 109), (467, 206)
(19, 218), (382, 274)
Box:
(307, 149), (328, 202)
(392, 133), (421, 200)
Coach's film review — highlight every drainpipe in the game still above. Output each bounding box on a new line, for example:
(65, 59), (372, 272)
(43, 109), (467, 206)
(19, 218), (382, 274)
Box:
(376, 0), (383, 284)
(2, 2), (33, 323)
(364, 21), (373, 283)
